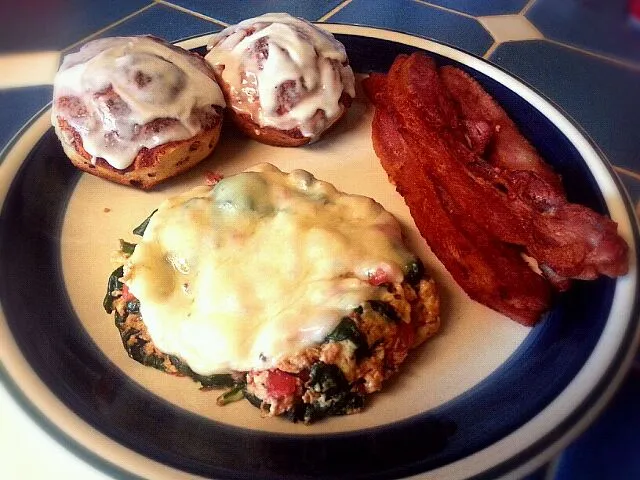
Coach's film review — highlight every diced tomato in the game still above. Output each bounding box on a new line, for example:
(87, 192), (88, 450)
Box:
(386, 322), (414, 368)
(368, 267), (390, 286)
(265, 369), (298, 398)
(121, 284), (135, 302)
(397, 320), (415, 350)
(204, 171), (224, 186)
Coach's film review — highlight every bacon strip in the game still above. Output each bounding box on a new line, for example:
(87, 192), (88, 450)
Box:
(372, 105), (552, 325)
(440, 66), (565, 196)
(364, 53), (629, 324)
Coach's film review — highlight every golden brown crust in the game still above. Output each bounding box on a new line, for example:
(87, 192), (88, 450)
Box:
(226, 107), (311, 147)
(215, 71), (352, 147)
(54, 110), (222, 189)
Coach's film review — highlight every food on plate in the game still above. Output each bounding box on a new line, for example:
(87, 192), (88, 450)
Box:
(205, 13), (355, 147)
(363, 53), (629, 326)
(104, 163), (440, 423)
(52, 36), (225, 189)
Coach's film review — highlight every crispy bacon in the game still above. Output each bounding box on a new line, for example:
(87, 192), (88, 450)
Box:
(364, 53), (629, 325)
(372, 97), (551, 325)
(440, 66), (565, 195)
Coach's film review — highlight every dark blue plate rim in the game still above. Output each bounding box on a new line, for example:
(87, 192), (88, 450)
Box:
(1, 26), (639, 480)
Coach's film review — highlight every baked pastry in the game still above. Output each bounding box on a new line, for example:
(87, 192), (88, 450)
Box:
(104, 164), (440, 423)
(205, 13), (355, 146)
(52, 36), (226, 189)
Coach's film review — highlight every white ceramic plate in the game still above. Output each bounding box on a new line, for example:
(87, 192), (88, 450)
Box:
(0, 26), (638, 479)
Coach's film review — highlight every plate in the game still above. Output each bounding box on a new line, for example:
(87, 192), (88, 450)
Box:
(1, 25), (639, 480)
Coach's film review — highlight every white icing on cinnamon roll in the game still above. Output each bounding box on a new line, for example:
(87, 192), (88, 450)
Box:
(52, 36), (225, 170)
(205, 13), (355, 141)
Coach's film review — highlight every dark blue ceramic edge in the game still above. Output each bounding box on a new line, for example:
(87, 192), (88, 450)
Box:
(0, 100), (52, 163)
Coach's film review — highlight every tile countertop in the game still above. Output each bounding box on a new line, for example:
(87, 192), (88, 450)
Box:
(0, 1), (639, 479)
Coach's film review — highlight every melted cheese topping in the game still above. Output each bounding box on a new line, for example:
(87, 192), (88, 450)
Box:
(52, 36), (225, 170)
(205, 13), (355, 139)
(123, 164), (416, 374)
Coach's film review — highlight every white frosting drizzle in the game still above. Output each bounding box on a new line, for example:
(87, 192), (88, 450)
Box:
(205, 13), (355, 139)
(52, 36), (225, 170)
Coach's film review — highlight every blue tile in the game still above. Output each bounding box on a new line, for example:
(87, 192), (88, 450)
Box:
(527, 0), (640, 64)
(165, 0), (343, 23)
(0, 0), (151, 53)
(88, 4), (221, 44)
(421, 0), (528, 16)
(490, 41), (640, 172)
(0, 86), (52, 159)
(554, 368), (640, 480)
(329, 0), (493, 57)
(618, 172), (640, 207)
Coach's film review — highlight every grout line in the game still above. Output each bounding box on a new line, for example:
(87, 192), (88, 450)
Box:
(543, 38), (640, 72)
(0, 51), (61, 88)
(614, 166), (640, 182)
(62, 2), (156, 53)
(318, 0), (353, 22)
(483, 41), (500, 59)
(412, 0), (475, 19)
(520, 0), (538, 16)
(614, 167), (640, 221)
(156, 1), (229, 27)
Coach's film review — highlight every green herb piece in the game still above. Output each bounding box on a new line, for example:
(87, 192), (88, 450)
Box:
(103, 266), (124, 314)
(300, 363), (365, 423)
(217, 384), (246, 406)
(301, 391), (365, 424)
(404, 259), (425, 285)
(132, 209), (157, 236)
(126, 299), (140, 314)
(165, 354), (235, 388)
(308, 362), (348, 396)
(368, 300), (401, 323)
(126, 336), (165, 370)
(244, 391), (264, 409)
(197, 373), (235, 389)
(119, 239), (136, 256)
(114, 310), (126, 326)
(324, 317), (368, 359)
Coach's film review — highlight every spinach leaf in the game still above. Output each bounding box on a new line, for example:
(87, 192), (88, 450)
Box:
(369, 300), (401, 323)
(244, 391), (264, 409)
(404, 259), (424, 285)
(126, 299), (140, 314)
(308, 362), (348, 396)
(217, 383), (246, 406)
(324, 317), (368, 359)
(114, 310), (126, 326)
(166, 354), (235, 388)
(103, 266), (124, 314)
(119, 239), (136, 255)
(132, 209), (157, 236)
(197, 374), (235, 389)
(302, 391), (364, 424)
(127, 336), (165, 370)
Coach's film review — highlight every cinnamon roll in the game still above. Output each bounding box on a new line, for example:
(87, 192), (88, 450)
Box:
(205, 13), (355, 147)
(52, 36), (225, 189)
